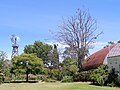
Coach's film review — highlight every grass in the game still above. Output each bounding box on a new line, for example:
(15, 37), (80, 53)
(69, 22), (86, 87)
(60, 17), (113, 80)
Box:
(0, 82), (119, 90)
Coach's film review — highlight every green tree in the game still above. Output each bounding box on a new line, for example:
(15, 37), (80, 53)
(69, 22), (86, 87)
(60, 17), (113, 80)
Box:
(0, 51), (7, 70)
(90, 65), (109, 86)
(11, 54), (44, 82)
(0, 51), (10, 83)
(24, 41), (52, 67)
(49, 44), (59, 69)
(0, 51), (10, 74)
(61, 57), (79, 76)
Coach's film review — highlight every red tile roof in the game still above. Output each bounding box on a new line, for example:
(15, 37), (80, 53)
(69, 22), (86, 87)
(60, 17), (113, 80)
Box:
(83, 44), (116, 70)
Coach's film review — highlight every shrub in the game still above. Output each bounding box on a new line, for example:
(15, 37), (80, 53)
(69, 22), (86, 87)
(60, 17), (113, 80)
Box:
(14, 75), (26, 81)
(73, 71), (91, 82)
(29, 75), (37, 80)
(49, 69), (62, 80)
(79, 72), (90, 82)
(61, 77), (73, 83)
(73, 73), (80, 82)
(4, 76), (12, 83)
(39, 75), (51, 82)
(89, 65), (120, 87)
(45, 78), (56, 82)
(42, 68), (49, 75)
(107, 82), (116, 87)
(89, 65), (109, 86)
(97, 76), (105, 86)
(0, 75), (3, 84)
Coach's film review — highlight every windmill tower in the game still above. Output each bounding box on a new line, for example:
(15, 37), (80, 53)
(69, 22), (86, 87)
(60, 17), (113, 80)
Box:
(11, 35), (19, 59)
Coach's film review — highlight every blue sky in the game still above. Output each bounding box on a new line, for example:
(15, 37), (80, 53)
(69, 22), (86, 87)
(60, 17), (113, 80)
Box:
(0, 0), (120, 59)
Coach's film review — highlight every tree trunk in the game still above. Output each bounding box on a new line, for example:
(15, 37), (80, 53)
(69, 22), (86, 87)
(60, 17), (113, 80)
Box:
(78, 57), (83, 72)
(77, 51), (84, 72)
(26, 69), (29, 82)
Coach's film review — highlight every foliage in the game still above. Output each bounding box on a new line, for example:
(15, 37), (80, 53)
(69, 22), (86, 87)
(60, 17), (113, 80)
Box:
(89, 65), (119, 86)
(106, 69), (119, 87)
(61, 77), (73, 83)
(73, 71), (90, 82)
(0, 73), (3, 84)
(13, 75), (26, 81)
(107, 82), (116, 87)
(51, 44), (59, 69)
(61, 57), (79, 76)
(89, 65), (109, 86)
(0, 51), (9, 73)
(49, 69), (59, 80)
(44, 78), (57, 82)
(0, 51), (11, 83)
(42, 68), (49, 75)
(10, 54), (44, 81)
(40, 75), (48, 81)
(24, 41), (52, 66)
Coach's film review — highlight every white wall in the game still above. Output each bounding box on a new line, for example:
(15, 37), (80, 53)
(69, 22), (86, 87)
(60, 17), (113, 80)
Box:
(107, 55), (120, 73)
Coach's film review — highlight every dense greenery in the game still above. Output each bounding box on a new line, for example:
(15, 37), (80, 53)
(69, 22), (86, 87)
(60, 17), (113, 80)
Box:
(0, 51), (10, 83)
(10, 54), (44, 82)
(61, 57), (79, 76)
(24, 41), (52, 67)
(90, 65), (109, 86)
(50, 44), (59, 69)
(89, 65), (120, 87)
(0, 41), (119, 88)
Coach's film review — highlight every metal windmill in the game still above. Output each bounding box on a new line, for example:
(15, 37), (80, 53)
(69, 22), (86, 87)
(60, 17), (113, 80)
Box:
(11, 35), (19, 59)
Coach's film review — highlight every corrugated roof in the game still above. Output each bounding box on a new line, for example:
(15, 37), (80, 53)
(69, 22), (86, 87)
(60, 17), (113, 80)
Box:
(83, 44), (116, 70)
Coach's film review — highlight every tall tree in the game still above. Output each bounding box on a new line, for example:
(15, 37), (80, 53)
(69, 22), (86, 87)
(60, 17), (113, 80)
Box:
(0, 51), (8, 71)
(51, 44), (59, 69)
(24, 41), (52, 67)
(56, 9), (102, 71)
(11, 54), (44, 82)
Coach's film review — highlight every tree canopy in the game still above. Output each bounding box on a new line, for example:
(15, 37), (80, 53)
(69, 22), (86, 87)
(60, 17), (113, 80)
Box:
(11, 54), (44, 81)
(24, 41), (52, 66)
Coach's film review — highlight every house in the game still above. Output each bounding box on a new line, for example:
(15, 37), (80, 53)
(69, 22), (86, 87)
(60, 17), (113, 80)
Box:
(107, 55), (120, 73)
(83, 42), (120, 72)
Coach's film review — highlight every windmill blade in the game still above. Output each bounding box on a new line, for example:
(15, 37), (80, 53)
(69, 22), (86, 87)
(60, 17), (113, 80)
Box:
(10, 35), (15, 43)
(10, 35), (19, 43)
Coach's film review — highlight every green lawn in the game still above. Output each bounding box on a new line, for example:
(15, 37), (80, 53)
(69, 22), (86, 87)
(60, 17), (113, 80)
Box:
(0, 82), (119, 90)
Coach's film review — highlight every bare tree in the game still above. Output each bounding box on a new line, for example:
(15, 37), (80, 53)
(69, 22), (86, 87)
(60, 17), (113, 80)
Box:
(56, 9), (102, 71)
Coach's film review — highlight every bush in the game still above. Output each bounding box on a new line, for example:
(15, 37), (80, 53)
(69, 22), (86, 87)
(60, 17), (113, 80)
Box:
(13, 75), (26, 81)
(0, 75), (3, 84)
(42, 68), (49, 75)
(79, 72), (90, 82)
(40, 75), (49, 81)
(45, 78), (57, 82)
(73, 73), (80, 82)
(89, 65), (109, 86)
(29, 75), (37, 80)
(89, 65), (120, 87)
(4, 76), (12, 83)
(49, 69), (62, 80)
(73, 71), (90, 82)
(61, 77), (73, 83)
(107, 82), (116, 87)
